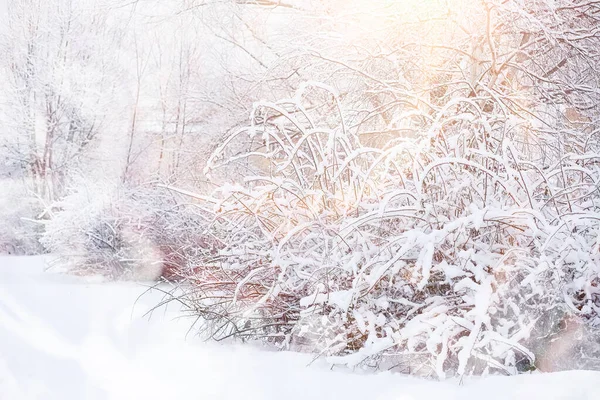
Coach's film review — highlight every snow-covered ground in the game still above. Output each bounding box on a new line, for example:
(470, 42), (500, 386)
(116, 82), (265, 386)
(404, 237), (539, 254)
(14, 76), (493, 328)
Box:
(1, 256), (599, 400)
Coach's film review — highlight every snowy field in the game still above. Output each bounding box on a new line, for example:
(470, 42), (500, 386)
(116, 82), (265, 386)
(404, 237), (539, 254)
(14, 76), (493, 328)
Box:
(0, 256), (599, 400)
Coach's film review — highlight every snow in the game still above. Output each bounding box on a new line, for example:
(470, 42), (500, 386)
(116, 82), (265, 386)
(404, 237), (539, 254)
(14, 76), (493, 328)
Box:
(1, 256), (600, 400)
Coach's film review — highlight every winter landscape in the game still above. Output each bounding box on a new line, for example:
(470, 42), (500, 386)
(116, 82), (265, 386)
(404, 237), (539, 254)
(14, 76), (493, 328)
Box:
(2, 0), (600, 398)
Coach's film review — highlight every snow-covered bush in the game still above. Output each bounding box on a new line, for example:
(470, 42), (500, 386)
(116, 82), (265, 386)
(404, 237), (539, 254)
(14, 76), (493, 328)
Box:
(173, 78), (600, 378)
(41, 181), (211, 280)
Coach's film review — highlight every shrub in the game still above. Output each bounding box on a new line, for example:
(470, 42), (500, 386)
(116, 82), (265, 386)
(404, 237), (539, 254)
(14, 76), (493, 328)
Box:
(41, 181), (211, 281)
(173, 82), (600, 378)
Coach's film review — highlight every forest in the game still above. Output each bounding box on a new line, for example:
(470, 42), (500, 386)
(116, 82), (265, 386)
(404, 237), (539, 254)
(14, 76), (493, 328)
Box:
(2, 0), (600, 379)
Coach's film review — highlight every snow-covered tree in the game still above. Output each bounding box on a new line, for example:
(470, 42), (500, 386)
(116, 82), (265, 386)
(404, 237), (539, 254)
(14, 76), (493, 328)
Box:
(168, 0), (600, 378)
